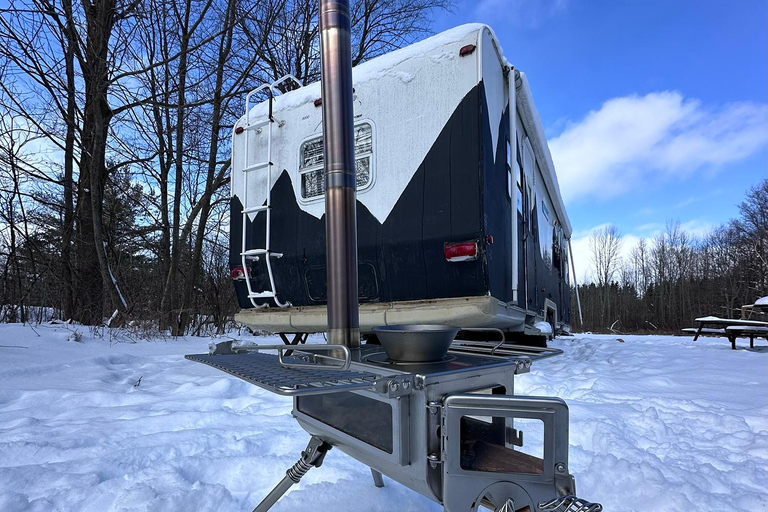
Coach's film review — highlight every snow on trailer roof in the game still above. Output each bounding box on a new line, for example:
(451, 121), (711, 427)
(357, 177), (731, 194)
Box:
(242, 23), (488, 120)
(239, 23), (572, 237)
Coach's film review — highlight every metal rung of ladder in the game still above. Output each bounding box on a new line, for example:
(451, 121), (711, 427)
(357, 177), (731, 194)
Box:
(243, 161), (271, 172)
(240, 74), (302, 309)
(241, 249), (284, 258)
(248, 291), (276, 299)
(241, 249), (268, 257)
(244, 118), (272, 131)
(242, 205), (270, 214)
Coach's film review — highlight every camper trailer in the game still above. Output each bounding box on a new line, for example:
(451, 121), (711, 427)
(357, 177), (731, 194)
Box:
(230, 24), (574, 340)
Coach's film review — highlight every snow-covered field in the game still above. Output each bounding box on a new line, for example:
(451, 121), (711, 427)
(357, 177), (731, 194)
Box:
(0, 323), (765, 512)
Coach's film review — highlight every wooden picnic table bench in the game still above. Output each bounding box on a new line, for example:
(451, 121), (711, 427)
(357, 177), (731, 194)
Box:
(725, 326), (768, 350)
(278, 332), (309, 357)
(693, 316), (768, 339)
(681, 327), (725, 337)
(684, 316), (768, 349)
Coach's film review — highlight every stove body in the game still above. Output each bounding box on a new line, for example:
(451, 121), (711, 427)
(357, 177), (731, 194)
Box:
(187, 340), (583, 511)
(292, 345), (575, 511)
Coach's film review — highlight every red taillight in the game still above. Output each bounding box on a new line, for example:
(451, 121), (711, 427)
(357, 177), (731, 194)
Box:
(444, 241), (478, 262)
(234, 126), (244, 135)
(231, 266), (246, 280)
(314, 98), (322, 107)
(459, 44), (476, 56)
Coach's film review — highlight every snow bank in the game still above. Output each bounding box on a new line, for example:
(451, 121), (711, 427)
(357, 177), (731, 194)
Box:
(0, 324), (765, 511)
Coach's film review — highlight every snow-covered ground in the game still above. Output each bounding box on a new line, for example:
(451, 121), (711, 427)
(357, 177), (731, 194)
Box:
(0, 323), (765, 512)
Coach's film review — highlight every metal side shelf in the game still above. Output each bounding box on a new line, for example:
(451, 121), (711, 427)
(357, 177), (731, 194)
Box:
(186, 352), (379, 396)
(448, 340), (564, 361)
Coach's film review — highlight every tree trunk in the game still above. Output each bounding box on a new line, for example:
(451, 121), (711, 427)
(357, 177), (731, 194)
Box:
(80, 0), (129, 324)
(159, 0), (193, 335)
(60, 0), (77, 321)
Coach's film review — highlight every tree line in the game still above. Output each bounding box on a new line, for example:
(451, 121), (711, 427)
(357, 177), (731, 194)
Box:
(574, 180), (768, 334)
(0, 0), (448, 334)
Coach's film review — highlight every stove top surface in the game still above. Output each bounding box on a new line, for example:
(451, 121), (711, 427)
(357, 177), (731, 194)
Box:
(355, 345), (513, 375)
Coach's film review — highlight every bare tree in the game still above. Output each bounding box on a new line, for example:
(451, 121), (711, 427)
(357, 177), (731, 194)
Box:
(590, 225), (622, 287)
(0, 0), (141, 323)
(630, 237), (650, 293)
(244, 0), (450, 86)
(0, 0), (451, 331)
(588, 224), (622, 326)
(732, 180), (768, 297)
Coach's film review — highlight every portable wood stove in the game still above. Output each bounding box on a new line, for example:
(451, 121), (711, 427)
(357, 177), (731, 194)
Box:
(187, 338), (602, 512)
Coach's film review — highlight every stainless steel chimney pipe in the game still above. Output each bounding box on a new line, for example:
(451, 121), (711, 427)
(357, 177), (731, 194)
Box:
(319, 0), (360, 348)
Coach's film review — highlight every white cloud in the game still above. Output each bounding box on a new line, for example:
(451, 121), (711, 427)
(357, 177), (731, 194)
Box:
(549, 92), (768, 203)
(472, 0), (568, 28)
(678, 219), (716, 239)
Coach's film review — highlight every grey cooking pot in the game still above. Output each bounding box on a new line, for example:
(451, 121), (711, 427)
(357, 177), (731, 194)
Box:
(371, 324), (459, 362)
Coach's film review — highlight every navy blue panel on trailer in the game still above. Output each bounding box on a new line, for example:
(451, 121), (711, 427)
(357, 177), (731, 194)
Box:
(482, 94), (513, 304)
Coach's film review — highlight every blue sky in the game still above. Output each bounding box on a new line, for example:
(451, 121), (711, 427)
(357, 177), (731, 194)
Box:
(433, 0), (767, 279)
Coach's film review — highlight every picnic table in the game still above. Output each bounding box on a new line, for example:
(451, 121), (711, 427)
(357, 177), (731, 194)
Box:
(725, 326), (768, 350)
(741, 296), (768, 319)
(691, 316), (768, 349)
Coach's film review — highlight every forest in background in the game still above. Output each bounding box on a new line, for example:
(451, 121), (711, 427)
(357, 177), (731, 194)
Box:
(573, 180), (767, 334)
(0, 0), (448, 335)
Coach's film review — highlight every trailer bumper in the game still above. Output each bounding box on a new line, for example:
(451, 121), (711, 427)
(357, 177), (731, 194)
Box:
(235, 296), (529, 334)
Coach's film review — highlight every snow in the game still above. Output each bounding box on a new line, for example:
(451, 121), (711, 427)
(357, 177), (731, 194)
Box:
(755, 296), (768, 307)
(243, 23), (487, 122)
(696, 316), (768, 325)
(0, 324), (765, 511)
(533, 321), (553, 336)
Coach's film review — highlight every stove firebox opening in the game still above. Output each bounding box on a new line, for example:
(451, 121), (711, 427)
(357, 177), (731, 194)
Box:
(460, 415), (545, 475)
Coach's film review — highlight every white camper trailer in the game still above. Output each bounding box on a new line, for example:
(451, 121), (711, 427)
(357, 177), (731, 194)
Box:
(229, 24), (574, 341)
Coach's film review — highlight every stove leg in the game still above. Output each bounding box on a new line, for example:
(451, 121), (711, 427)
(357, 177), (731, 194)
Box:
(370, 468), (385, 488)
(252, 436), (332, 512)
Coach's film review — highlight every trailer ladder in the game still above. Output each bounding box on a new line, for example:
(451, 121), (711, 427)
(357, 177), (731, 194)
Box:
(240, 75), (302, 308)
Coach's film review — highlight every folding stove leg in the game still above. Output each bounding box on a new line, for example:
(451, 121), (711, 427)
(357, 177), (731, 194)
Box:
(252, 436), (332, 512)
(370, 468), (385, 488)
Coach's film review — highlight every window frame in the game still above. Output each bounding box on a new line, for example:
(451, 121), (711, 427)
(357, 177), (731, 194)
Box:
(297, 120), (376, 203)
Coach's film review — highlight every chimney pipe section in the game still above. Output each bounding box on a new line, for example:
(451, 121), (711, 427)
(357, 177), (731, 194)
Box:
(319, 0), (360, 348)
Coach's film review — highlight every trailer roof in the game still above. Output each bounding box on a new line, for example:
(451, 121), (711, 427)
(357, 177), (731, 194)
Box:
(516, 72), (573, 238)
(245, 23), (489, 121)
